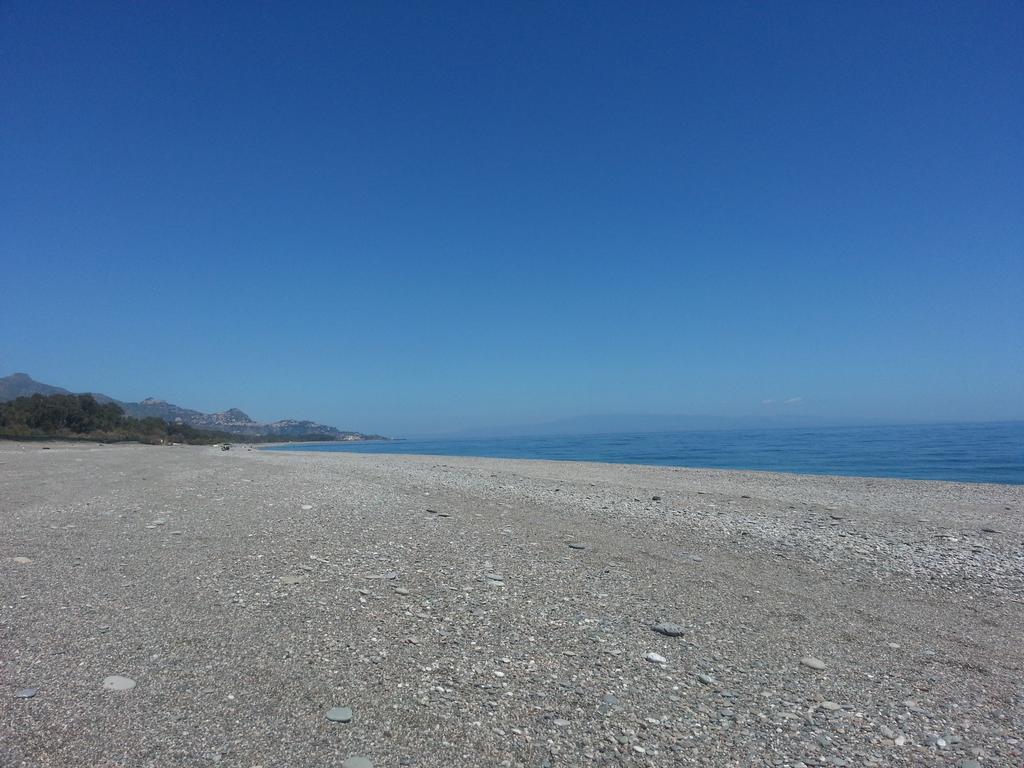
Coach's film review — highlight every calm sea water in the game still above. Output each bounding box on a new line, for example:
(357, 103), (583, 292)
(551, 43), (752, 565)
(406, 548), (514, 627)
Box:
(267, 421), (1024, 485)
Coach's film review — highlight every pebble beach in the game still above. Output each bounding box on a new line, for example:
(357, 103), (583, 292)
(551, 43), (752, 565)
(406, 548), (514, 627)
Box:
(2, 441), (1022, 767)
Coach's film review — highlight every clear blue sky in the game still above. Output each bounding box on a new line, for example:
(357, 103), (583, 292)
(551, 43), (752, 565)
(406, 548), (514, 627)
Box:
(2, 1), (1022, 436)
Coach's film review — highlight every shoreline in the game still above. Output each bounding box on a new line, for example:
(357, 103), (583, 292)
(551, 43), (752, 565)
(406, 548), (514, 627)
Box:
(261, 442), (1024, 488)
(3, 442), (1022, 766)
(15, 437), (1023, 492)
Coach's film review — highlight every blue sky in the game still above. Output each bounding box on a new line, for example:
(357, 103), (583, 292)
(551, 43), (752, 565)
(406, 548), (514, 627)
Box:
(2, 1), (1022, 436)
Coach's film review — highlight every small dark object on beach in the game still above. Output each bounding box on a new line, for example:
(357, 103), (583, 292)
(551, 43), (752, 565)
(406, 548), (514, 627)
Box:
(652, 621), (685, 637)
(652, 495), (662, 501)
(221, 444), (231, 451)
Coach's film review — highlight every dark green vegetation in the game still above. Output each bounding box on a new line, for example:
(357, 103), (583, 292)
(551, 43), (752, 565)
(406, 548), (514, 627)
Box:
(0, 393), (232, 444)
(0, 373), (386, 441)
(0, 394), (338, 445)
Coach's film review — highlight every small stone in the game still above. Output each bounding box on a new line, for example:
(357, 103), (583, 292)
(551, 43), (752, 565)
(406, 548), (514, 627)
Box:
(652, 621), (685, 637)
(651, 496), (662, 501)
(102, 675), (136, 691)
(800, 656), (826, 671)
(13, 556), (32, 564)
(697, 673), (716, 685)
(960, 761), (982, 768)
(301, 504), (313, 510)
(341, 759), (373, 768)
(394, 587), (410, 595)
(645, 652), (667, 664)
(15, 688), (37, 699)
(326, 706), (353, 723)
(485, 573), (504, 582)
(279, 575), (304, 585)
(879, 725), (897, 739)
(553, 718), (570, 727)
(602, 693), (619, 706)
(567, 542), (587, 550)
(820, 701), (841, 711)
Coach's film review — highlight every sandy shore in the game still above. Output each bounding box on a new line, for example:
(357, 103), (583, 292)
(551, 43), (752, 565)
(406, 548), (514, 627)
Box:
(2, 442), (1022, 767)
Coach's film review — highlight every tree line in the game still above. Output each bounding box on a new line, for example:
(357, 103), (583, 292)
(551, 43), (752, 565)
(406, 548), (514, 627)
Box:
(0, 393), (337, 445)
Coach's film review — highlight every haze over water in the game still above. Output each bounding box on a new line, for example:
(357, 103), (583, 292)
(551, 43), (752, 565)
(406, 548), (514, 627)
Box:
(269, 421), (1024, 485)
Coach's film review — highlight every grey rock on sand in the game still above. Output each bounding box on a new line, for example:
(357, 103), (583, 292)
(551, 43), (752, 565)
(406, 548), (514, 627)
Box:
(101, 675), (136, 691)
(652, 620), (685, 637)
(326, 706), (353, 723)
(1, 441), (1022, 767)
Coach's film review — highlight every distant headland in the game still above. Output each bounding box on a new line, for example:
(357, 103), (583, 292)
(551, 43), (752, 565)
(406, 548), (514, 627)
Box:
(0, 373), (387, 442)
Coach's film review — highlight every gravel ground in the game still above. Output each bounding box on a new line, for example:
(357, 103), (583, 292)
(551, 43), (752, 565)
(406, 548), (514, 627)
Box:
(2, 441), (1022, 768)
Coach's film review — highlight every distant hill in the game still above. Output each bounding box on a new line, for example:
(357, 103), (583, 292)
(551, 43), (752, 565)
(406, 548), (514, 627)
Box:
(0, 372), (72, 400)
(442, 411), (836, 438)
(0, 373), (385, 441)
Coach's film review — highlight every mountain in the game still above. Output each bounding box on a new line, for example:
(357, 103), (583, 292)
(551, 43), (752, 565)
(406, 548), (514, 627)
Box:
(441, 411), (835, 438)
(0, 372), (72, 400)
(0, 373), (385, 440)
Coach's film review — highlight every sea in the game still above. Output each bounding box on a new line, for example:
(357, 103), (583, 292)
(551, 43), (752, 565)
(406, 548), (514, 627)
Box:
(266, 421), (1024, 485)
